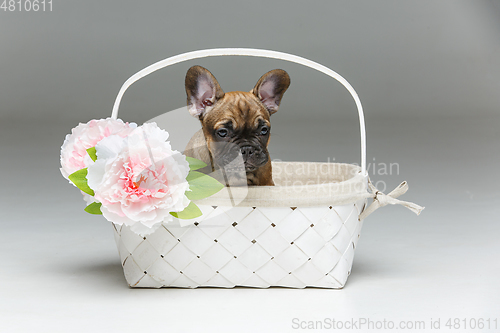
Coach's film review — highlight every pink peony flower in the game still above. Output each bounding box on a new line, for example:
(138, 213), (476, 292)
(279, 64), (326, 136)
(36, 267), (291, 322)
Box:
(87, 123), (190, 234)
(60, 118), (136, 180)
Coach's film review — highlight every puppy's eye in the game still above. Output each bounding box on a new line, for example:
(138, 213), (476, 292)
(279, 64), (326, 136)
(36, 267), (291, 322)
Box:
(260, 126), (269, 135)
(216, 128), (228, 138)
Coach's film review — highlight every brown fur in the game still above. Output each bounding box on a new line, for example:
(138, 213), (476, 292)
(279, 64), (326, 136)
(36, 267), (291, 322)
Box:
(184, 66), (290, 186)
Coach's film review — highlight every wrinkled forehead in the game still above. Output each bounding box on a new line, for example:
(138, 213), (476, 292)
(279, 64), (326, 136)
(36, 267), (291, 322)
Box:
(204, 92), (270, 130)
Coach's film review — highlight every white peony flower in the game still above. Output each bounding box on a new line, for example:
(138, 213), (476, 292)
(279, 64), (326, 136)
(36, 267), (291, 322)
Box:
(87, 122), (190, 235)
(60, 118), (136, 180)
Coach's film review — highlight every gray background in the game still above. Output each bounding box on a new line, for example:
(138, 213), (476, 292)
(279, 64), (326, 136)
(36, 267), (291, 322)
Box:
(1, 1), (499, 332)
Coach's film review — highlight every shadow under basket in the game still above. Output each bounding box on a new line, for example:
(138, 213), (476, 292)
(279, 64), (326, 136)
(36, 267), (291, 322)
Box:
(113, 162), (366, 289)
(108, 48), (423, 289)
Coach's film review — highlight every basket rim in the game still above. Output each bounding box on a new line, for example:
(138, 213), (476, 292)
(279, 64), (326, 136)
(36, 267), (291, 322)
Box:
(193, 161), (369, 208)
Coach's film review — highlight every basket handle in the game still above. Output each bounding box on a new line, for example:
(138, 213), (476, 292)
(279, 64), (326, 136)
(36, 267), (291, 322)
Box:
(110, 48), (367, 176)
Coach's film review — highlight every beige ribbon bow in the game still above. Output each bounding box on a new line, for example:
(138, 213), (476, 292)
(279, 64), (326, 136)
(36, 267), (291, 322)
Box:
(359, 181), (425, 220)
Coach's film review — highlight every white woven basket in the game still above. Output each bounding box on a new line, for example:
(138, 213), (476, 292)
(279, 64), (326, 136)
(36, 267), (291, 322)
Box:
(109, 48), (423, 289)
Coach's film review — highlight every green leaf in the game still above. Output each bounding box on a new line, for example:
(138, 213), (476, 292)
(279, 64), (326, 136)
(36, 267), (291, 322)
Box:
(185, 156), (207, 171)
(68, 168), (95, 196)
(170, 201), (202, 219)
(185, 171), (224, 201)
(87, 147), (97, 162)
(84, 202), (102, 215)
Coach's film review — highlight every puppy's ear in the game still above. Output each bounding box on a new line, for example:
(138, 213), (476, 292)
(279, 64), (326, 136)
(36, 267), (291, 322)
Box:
(185, 66), (225, 118)
(251, 69), (290, 115)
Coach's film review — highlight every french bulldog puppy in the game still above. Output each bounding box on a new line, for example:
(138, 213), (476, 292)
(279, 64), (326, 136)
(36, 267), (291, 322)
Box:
(184, 65), (290, 186)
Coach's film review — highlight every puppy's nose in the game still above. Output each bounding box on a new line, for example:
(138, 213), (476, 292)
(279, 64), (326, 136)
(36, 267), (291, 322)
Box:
(241, 146), (260, 159)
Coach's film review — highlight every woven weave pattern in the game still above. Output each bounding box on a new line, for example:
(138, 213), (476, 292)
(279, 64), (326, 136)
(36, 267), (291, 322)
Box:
(113, 199), (366, 289)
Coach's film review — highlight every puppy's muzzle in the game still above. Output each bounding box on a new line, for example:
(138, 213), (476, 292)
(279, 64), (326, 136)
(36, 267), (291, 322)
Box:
(241, 145), (261, 159)
(240, 145), (268, 171)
